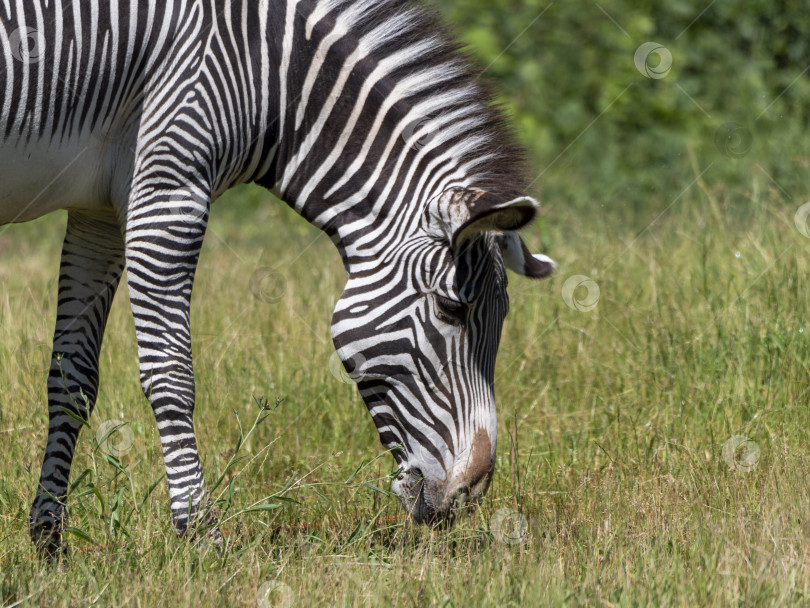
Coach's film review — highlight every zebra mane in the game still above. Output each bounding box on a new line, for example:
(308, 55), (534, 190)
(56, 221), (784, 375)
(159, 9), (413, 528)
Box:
(302, 0), (530, 204)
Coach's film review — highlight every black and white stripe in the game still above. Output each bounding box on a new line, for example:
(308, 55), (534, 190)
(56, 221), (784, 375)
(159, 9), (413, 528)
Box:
(1, 0), (554, 558)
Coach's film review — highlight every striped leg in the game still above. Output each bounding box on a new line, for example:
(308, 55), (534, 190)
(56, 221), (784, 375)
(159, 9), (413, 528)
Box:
(29, 213), (125, 559)
(124, 193), (217, 537)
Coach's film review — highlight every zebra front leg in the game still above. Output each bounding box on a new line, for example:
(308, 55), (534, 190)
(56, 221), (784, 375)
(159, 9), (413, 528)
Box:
(29, 213), (125, 560)
(124, 192), (219, 539)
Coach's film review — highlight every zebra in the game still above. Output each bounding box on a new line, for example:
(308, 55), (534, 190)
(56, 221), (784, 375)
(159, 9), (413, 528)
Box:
(0, 0), (555, 558)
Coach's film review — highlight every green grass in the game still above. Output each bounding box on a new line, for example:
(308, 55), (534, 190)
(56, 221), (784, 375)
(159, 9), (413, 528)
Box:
(1, 170), (809, 606)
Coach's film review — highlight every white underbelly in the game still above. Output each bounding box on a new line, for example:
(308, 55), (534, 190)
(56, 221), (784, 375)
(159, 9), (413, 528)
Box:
(0, 137), (110, 225)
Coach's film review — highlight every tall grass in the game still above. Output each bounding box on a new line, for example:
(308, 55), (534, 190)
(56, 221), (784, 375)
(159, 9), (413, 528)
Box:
(1, 167), (809, 605)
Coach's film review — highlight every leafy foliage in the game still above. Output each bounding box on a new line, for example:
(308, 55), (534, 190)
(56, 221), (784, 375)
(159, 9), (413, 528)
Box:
(436, 0), (810, 224)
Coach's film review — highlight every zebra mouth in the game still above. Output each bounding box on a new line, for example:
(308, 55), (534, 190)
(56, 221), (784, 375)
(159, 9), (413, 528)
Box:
(397, 468), (442, 525)
(397, 468), (480, 528)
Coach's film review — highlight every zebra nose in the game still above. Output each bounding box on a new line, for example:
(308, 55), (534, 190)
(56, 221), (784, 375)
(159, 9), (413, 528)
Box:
(445, 428), (494, 507)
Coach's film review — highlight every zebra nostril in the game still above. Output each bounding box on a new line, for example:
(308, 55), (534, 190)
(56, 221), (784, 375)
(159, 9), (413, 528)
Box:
(450, 486), (471, 509)
(400, 468), (424, 499)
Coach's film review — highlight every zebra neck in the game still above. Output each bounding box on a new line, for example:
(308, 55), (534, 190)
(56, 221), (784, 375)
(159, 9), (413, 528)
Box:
(257, 0), (527, 270)
(269, 161), (467, 271)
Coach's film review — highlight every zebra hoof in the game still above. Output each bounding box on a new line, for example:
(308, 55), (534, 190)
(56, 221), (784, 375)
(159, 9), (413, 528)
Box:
(205, 525), (224, 546)
(172, 508), (223, 546)
(29, 520), (66, 562)
(184, 524), (224, 553)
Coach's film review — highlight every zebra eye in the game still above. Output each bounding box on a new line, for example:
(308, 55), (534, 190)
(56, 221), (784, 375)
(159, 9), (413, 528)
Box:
(435, 295), (467, 325)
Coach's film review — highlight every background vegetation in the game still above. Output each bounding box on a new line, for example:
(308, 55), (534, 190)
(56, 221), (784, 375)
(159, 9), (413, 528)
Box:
(2, 1), (810, 606)
(438, 0), (810, 224)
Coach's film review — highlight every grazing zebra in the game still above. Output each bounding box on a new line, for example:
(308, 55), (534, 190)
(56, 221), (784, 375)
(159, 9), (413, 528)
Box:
(1, 0), (555, 558)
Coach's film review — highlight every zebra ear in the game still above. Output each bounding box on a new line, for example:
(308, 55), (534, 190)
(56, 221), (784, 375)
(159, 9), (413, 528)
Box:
(496, 231), (556, 278)
(426, 188), (538, 248)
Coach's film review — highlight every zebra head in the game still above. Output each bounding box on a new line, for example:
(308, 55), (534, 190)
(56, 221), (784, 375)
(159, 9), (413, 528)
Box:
(331, 187), (554, 524)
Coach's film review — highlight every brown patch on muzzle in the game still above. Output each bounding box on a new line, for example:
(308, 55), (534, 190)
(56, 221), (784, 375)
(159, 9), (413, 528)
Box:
(464, 428), (494, 489)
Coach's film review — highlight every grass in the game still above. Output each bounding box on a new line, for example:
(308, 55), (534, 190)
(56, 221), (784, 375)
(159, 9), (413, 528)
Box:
(1, 160), (809, 606)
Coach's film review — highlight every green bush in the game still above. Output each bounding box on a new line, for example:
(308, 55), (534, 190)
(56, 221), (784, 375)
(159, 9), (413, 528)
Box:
(436, 0), (810, 224)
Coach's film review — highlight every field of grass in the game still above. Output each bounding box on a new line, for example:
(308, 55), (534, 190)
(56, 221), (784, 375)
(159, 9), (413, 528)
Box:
(1, 163), (809, 606)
